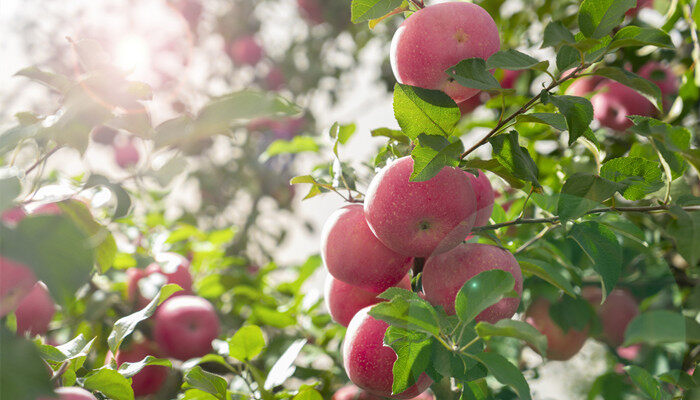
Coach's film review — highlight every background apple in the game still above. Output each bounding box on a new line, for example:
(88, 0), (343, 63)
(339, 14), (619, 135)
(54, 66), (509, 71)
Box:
(154, 295), (220, 360)
(297, 0), (324, 25)
(591, 81), (656, 131)
(464, 170), (494, 228)
(114, 139), (140, 169)
(228, 36), (263, 66)
(325, 274), (410, 327)
(1, 206), (26, 226)
(106, 339), (168, 396)
(582, 286), (639, 347)
(90, 125), (118, 145)
(38, 387), (97, 400)
(15, 282), (56, 336)
(127, 253), (193, 307)
(525, 297), (589, 361)
(0, 256), (37, 317)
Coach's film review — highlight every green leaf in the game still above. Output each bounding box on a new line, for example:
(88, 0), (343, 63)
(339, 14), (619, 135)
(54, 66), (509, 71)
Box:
(665, 206), (699, 267)
(15, 66), (73, 93)
(470, 352), (532, 400)
(569, 222), (622, 298)
(455, 270), (516, 324)
(369, 289), (441, 337)
(351, 0), (404, 23)
(628, 117), (691, 179)
(293, 387), (323, 400)
(657, 370), (697, 390)
(516, 113), (568, 131)
(385, 327), (433, 395)
(486, 50), (549, 71)
(609, 26), (674, 50)
(228, 325), (265, 362)
(371, 127), (410, 144)
(38, 334), (95, 363)
(83, 368), (135, 400)
(556, 45), (581, 72)
(592, 67), (663, 109)
(393, 83), (460, 139)
(84, 174), (132, 220)
(542, 21), (576, 48)
(600, 157), (663, 201)
(410, 134), (464, 182)
(516, 256), (576, 297)
(43, 89), (112, 154)
(549, 296), (595, 332)
(476, 320), (548, 356)
(329, 122), (356, 145)
(557, 173), (623, 221)
(0, 168), (21, 212)
(540, 93), (594, 144)
(460, 159), (525, 189)
(489, 131), (540, 187)
(184, 366), (228, 400)
(56, 199), (117, 273)
(0, 328), (54, 400)
(624, 310), (700, 346)
(107, 284), (182, 353)
(263, 136), (320, 158)
(579, 0), (636, 39)
(117, 356), (171, 378)
(446, 59), (501, 91)
(263, 339), (306, 390)
(624, 366), (672, 400)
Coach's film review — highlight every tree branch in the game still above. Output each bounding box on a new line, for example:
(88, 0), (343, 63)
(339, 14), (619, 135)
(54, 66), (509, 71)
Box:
(26, 145), (61, 174)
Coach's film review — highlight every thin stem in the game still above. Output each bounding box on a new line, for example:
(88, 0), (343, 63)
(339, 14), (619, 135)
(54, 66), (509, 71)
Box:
(458, 336), (480, 353)
(25, 145), (61, 175)
(408, 0), (424, 9)
(650, 140), (673, 204)
(515, 224), (560, 254)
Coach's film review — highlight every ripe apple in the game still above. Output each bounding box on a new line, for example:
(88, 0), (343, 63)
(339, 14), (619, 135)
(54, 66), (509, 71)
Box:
(271, 117), (305, 140)
(617, 344), (641, 361)
(464, 170), (494, 228)
(582, 286), (639, 347)
(390, 2), (500, 103)
(127, 253), (194, 307)
(33, 203), (63, 215)
(91, 126), (118, 145)
(565, 75), (604, 97)
(15, 282), (56, 336)
(422, 243), (522, 321)
(638, 61), (678, 109)
(500, 70), (523, 90)
(0, 256), (37, 317)
(332, 384), (435, 400)
(154, 295), (220, 360)
(325, 274), (411, 327)
(322, 204), (411, 293)
(591, 81), (656, 131)
(228, 36), (263, 66)
(343, 306), (433, 399)
(114, 140), (140, 169)
(364, 156), (477, 257)
(38, 387), (97, 400)
(297, 0), (324, 25)
(626, 0), (653, 16)
(525, 297), (589, 361)
(1, 206), (26, 226)
(265, 67), (286, 91)
(106, 340), (168, 396)
(457, 94), (482, 115)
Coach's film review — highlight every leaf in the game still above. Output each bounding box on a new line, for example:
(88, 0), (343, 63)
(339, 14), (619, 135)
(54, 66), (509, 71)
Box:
(0, 168), (21, 212)
(56, 199), (117, 273)
(592, 67), (663, 109)
(569, 222), (622, 298)
(228, 325), (265, 362)
(624, 366), (672, 400)
(0, 328), (55, 400)
(455, 270), (516, 324)
(600, 157), (663, 201)
(460, 159), (525, 189)
(609, 26), (674, 50)
(470, 352), (532, 400)
(624, 310), (700, 346)
(293, 387), (323, 400)
(184, 366), (228, 400)
(410, 134), (464, 182)
(83, 368), (135, 400)
(84, 174), (132, 220)
(445, 59), (501, 91)
(371, 127), (410, 144)
(329, 122), (356, 145)
(489, 131), (540, 187)
(556, 45), (581, 72)
(515, 256), (576, 297)
(476, 320), (548, 356)
(350, 0), (404, 23)
(541, 21), (576, 48)
(557, 173), (623, 221)
(15, 66), (72, 93)
(38, 334), (95, 363)
(579, 0), (636, 39)
(385, 327), (433, 395)
(264, 339), (306, 390)
(486, 50), (548, 71)
(369, 289), (441, 337)
(107, 284), (182, 353)
(657, 370), (697, 390)
(117, 356), (171, 378)
(665, 206), (699, 267)
(628, 117), (691, 179)
(540, 93), (594, 144)
(263, 136), (320, 158)
(548, 295), (595, 333)
(516, 113), (568, 131)
(393, 83), (460, 139)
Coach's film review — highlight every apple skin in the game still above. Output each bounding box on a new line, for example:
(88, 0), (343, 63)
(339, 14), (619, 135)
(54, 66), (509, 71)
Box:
(265, 67), (286, 91)
(422, 243), (522, 321)
(38, 387), (98, 400)
(525, 297), (589, 361)
(500, 70), (522, 90)
(114, 141), (140, 169)
(565, 75), (605, 97)
(106, 340), (168, 396)
(617, 344), (641, 361)
(390, 2), (500, 103)
(229, 36), (263, 66)
(33, 203), (63, 215)
(581, 286), (639, 347)
(0, 256), (37, 317)
(626, 0), (653, 16)
(325, 274), (411, 327)
(127, 255), (193, 307)
(297, 0), (324, 25)
(364, 157), (477, 257)
(91, 126), (118, 145)
(1, 206), (26, 226)
(343, 306), (433, 399)
(332, 384), (435, 400)
(457, 94), (482, 115)
(591, 81), (656, 131)
(15, 282), (56, 336)
(464, 170), (494, 228)
(322, 204), (412, 293)
(153, 295), (220, 360)
(638, 61), (678, 109)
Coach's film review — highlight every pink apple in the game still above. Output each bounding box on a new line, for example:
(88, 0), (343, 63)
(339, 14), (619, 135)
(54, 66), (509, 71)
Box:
(333, 384), (435, 400)
(114, 140), (140, 169)
(38, 387), (97, 400)
(265, 67), (286, 91)
(591, 81), (656, 131)
(1, 206), (26, 226)
(617, 344), (641, 361)
(91, 126), (118, 145)
(500, 70), (523, 90)
(15, 282), (56, 336)
(565, 75), (605, 97)
(457, 94), (482, 115)
(390, 2), (500, 103)
(271, 117), (305, 140)
(0, 256), (37, 317)
(626, 0), (653, 16)
(325, 274), (411, 327)
(464, 170), (494, 228)
(297, 0), (324, 25)
(343, 306), (433, 399)
(582, 286), (639, 347)
(127, 254), (193, 308)
(33, 203), (63, 215)
(321, 204), (411, 293)
(154, 295), (220, 360)
(106, 339), (168, 396)
(229, 36), (263, 66)
(364, 157), (477, 257)
(638, 61), (678, 109)
(525, 297), (589, 361)
(422, 243), (522, 321)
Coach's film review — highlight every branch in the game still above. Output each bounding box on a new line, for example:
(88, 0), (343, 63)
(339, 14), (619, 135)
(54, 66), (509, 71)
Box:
(26, 145), (61, 174)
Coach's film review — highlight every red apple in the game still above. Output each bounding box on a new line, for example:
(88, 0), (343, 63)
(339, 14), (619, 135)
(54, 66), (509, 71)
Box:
(91, 126), (118, 145)
(33, 203), (63, 215)
(15, 282), (55, 336)
(271, 117), (305, 140)
(457, 94), (482, 115)
(297, 0), (324, 25)
(1, 206), (26, 226)
(229, 36), (263, 66)
(422, 243), (522, 321)
(114, 140), (140, 169)
(565, 75), (605, 97)
(322, 204), (411, 293)
(343, 306), (433, 399)
(638, 61), (678, 109)
(333, 384), (435, 400)
(500, 70), (523, 90)
(591, 81), (656, 131)
(154, 295), (220, 360)
(325, 274), (411, 327)
(390, 2), (500, 103)
(525, 297), (589, 361)
(106, 340), (168, 396)
(0, 256), (37, 317)
(464, 170), (494, 228)
(127, 254), (193, 307)
(617, 344), (641, 361)
(265, 67), (286, 91)
(582, 286), (639, 347)
(364, 157), (477, 257)
(626, 0), (653, 16)
(38, 387), (97, 400)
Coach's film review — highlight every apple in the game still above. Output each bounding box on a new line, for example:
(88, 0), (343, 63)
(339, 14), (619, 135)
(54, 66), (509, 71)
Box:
(1, 206), (26, 226)
(464, 170), (494, 228)
(343, 306), (433, 399)
(457, 94), (482, 115)
(325, 274), (411, 327)
(591, 81), (656, 131)
(228, 36), (263, 66)
(582, 286), (639, 347)
(15, 282), (56, 336)
(265, 67), (286, 91)
(525, 297), (589, 361)
(332, 384), (435, 400)
(297, 0), (324, 25)
(500, 70), (523, 90)
(172, 0), (203, 31)
(91, 126), (118, 145)
(617, 344), (641, 361)
(0, 256), (37, 317)
(38, 387), (97, 400)
(271, 117), (305, 140)
(322, 204), (411, 293)
(638, 61), (678, 109)
(127, 253), (194, 307)
(106, 340), (168, 396)
(422, 243), (522, 321)
(390, 2), (500, 103)
(626, 0), (653, 16)
(114, 140), (140, 169)
(154, 295), (220, 360)
(565, 75), (604, 97)
(364, 156), (477, 257)
(33, 203), (63, 215)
